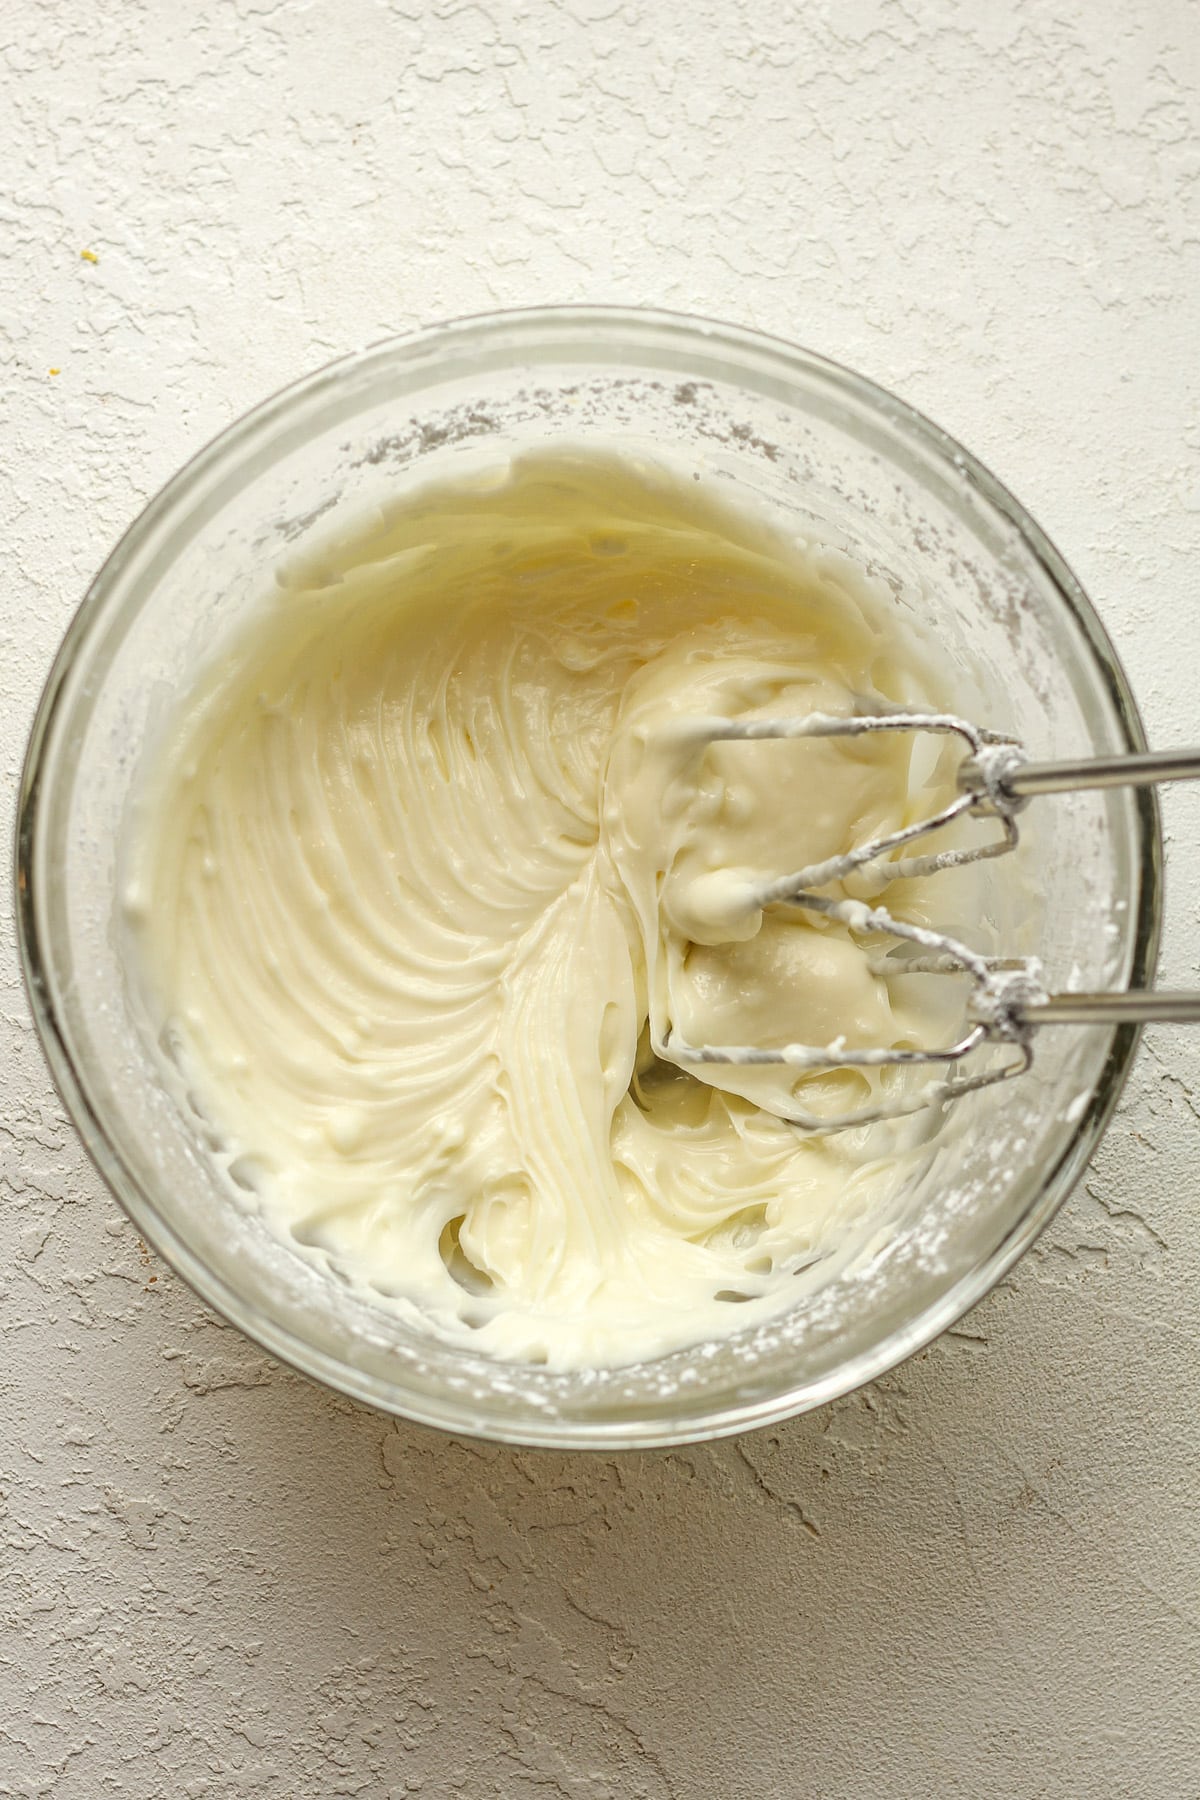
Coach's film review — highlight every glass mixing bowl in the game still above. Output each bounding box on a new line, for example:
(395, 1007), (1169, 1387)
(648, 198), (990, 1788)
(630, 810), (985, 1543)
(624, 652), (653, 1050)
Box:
(16, 307), (1159, 1447)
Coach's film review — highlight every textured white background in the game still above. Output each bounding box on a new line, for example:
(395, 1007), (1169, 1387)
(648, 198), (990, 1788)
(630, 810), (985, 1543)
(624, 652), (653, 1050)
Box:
(4, 2), (1200, 1794)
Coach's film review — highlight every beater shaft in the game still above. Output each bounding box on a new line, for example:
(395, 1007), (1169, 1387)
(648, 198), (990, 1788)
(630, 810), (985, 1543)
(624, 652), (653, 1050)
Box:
(1014, 990), (1200, 1026)
(960, 745), (1200, 803)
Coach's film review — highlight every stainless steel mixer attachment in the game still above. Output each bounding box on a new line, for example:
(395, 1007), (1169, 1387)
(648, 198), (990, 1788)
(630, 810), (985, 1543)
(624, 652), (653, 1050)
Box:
(664, 711), (1200, 1129)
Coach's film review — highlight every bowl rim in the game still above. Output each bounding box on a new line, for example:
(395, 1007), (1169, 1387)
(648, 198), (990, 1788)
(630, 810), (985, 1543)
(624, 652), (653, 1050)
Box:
(14, 303), (1163, 1448)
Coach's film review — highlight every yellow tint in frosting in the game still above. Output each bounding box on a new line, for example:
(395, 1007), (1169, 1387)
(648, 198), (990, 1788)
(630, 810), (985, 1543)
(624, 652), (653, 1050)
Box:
(123, 449), (968, 1369)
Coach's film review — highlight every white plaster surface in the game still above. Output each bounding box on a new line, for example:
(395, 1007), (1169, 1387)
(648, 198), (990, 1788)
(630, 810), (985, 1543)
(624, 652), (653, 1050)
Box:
(4, 1), (1200, 1793)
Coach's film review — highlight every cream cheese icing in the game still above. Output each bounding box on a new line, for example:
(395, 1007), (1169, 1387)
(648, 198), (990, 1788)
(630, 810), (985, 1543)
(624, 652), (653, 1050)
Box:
(123, 449), (971, 1369)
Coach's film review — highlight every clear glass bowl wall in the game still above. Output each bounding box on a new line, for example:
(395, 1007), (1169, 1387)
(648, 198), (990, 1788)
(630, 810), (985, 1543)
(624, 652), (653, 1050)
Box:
(18, 309), (1158, 1446)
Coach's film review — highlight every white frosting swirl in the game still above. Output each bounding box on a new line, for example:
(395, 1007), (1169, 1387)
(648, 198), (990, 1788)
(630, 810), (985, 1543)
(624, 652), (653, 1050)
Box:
(124, 449), (963, 1368)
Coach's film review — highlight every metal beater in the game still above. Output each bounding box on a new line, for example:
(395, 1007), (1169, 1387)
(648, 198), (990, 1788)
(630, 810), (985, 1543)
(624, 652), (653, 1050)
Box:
(663, 709), (1200, 1129)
